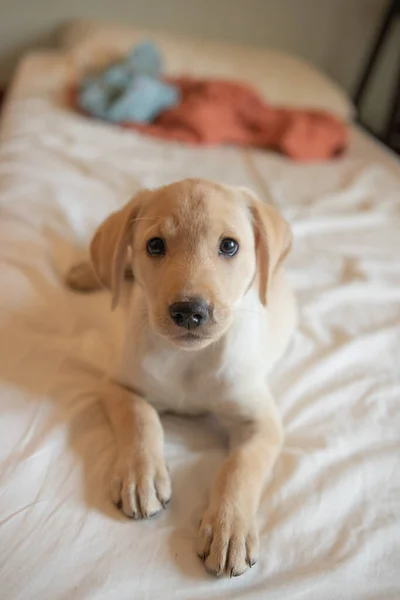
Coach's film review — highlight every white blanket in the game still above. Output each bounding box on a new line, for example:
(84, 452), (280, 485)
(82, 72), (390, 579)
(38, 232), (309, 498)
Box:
(0, 52), (399, 600)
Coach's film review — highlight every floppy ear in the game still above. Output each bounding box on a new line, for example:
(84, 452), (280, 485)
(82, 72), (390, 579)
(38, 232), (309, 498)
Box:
(241, 188), (292, 306)
(90, 190), (148, 309)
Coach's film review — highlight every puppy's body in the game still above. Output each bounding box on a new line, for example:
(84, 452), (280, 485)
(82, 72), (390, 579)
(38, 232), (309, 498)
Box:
(67, 179), (296, 578)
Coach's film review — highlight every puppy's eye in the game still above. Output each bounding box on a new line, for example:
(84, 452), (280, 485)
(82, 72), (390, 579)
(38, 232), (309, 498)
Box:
(219, 238), (239, 257)
(146, 237), (166, 256)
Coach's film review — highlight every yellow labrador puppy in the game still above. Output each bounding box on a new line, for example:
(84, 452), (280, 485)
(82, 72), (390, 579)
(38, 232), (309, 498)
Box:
(67, 178), (297, 578)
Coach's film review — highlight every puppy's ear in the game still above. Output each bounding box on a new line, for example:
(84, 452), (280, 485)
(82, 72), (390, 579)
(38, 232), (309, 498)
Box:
(241, 188), (292, 306)
(90, 190), (148, 309)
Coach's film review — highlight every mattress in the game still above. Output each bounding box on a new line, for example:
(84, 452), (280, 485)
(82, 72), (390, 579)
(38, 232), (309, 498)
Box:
(0, 51), (399, 600)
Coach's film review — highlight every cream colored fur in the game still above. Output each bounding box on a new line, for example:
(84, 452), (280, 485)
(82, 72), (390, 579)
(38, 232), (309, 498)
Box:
(66, 178), (297, 578)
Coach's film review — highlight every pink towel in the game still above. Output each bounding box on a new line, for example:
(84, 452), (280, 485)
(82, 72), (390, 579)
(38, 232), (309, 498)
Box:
(128, 77), (348, 161)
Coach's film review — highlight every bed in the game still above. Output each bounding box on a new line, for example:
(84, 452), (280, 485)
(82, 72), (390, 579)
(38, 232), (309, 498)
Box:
(0, 23), (399, 600)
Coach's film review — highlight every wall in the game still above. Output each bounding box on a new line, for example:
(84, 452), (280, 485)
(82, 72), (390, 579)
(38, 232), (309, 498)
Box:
(0, 0), (394, 131)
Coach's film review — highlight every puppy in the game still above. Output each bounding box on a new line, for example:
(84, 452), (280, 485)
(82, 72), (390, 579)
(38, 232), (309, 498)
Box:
(67, 178), (297, 577)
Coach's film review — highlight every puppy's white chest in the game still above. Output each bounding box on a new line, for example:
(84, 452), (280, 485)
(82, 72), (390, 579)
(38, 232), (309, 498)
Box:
(140, 345), (218, 414)
(113, 280), (293, 417)
(115, 315), (268, 417)
(113, 303), (218, 414)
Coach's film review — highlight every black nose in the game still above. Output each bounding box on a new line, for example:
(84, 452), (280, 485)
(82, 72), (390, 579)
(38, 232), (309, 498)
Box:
(169, 300), (209, 330)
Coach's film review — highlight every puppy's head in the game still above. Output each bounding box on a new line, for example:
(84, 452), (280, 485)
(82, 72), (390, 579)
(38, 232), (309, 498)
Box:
(90, 179), (291, 350)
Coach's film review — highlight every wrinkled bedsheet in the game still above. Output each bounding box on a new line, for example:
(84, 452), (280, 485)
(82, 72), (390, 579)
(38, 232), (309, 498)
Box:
(0, 53), (399, 600)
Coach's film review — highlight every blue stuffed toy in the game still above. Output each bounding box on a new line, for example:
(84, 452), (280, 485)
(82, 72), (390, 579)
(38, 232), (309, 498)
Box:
(78, 41), (179, 124)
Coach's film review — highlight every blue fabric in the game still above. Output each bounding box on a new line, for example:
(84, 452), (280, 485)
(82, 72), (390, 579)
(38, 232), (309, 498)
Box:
(77, 41), (179, 124)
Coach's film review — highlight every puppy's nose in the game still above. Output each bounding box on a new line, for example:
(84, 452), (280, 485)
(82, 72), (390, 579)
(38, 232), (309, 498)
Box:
(169, 300), (209, 330)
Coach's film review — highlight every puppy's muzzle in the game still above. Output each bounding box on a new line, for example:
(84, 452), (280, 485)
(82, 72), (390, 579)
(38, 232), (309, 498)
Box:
(169, 299), (210, 330)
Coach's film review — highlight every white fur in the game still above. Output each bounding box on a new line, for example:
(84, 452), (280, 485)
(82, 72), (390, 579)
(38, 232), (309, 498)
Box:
(114, 268), (296, 419)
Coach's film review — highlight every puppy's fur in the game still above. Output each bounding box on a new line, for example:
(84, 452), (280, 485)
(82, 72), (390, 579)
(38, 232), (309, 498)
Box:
(67, 178), (297, 577)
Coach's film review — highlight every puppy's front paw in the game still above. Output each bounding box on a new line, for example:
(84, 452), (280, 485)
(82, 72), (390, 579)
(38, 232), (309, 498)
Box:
(197, 504), (259, 577)
(111, 452), (171, 520)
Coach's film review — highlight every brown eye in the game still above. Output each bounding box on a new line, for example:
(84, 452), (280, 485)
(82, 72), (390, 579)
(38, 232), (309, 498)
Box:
(219, 238), (239, 257)
(146, 237), (166, 256)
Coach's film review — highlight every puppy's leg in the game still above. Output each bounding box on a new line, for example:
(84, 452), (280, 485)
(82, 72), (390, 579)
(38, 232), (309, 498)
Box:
(197, 396), (283, 577)
(102, 382), (171, 519)
(66, 261), (134, 292)
(66, 261), (103, 292)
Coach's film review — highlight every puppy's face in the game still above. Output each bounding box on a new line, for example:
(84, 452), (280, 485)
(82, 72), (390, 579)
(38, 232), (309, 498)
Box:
(90, 179), (292, 350)
(131, 181), (256, 348)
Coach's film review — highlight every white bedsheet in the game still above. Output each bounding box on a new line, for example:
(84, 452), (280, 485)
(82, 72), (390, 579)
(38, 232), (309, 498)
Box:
(0, 52), (399, 600)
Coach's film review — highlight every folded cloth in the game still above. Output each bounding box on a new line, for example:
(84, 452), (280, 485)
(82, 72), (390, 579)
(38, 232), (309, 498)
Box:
(129, 78), (348, 161)
(77, 41), (180, 124)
